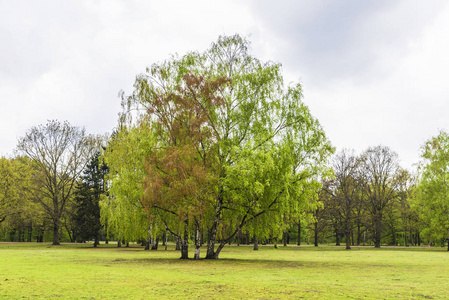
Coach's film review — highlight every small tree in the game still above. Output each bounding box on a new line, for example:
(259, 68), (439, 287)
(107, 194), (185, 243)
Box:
(73, 152), (108, 247)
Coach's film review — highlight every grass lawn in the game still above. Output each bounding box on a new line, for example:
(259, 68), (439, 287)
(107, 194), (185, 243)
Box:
(0, 242), (448, 299)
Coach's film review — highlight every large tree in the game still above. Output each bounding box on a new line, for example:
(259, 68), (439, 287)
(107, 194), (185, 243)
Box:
(118, 35), (333, 259)
(416, 131), (449, 250)
(17, 120), (99, 245)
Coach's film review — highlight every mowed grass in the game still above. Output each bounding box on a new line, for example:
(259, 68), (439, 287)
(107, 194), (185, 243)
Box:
(0, 242), (448, 299)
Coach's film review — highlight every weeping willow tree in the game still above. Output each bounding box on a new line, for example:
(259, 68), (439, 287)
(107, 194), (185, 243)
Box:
(100, 121), (158, 246)
(105, 34), (334, 259)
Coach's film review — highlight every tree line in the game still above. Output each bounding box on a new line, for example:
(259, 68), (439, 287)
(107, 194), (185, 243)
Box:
(1, 35), (449, 258)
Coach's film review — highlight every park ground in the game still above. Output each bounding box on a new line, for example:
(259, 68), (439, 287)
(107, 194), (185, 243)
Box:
(0, 242), (448, 299)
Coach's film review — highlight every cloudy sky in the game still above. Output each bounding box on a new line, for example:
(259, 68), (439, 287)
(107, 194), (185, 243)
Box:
(1, 0), (448, 170)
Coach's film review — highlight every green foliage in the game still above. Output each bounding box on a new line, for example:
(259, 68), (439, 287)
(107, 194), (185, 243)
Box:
(73, 152), (108, 245)
(0, 156), (42, 239)
(416, 130), (449, 245)
(112, 34), (334, 258)
(100, 122), (156, 242)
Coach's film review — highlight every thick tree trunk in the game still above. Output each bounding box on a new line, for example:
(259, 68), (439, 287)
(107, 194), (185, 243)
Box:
(52, 219), (60, 245)
(283, 232), (288, 247)
(374, 212), (382, 248)
(180, 225), (189, 259)
(151, 237), (159, 250)
(314, 222), (319, 247)
(345, 229), (351, 250)
(253, 236), (259, 251)
(145, 239), (150, 250)
(335, 230), (340, 246)
(117, 240), (121, 247)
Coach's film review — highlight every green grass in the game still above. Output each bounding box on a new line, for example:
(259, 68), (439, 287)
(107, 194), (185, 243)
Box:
(0, 242), (448, 299)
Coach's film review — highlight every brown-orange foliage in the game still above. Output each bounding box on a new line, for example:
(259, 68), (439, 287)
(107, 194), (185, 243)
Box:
(142, 73), (230, 227)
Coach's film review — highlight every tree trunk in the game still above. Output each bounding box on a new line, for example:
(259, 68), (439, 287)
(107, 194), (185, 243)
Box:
(357, 224), (361, 246)
(213, 241), (227, 259)
(180, 219), (189, 259)
(297, 220), (301, 246)
(176, 236), (181, 251)
(335, 228), (340, 246)
(180, 225), (189, 259)
(314, 222), (319, 247)
(253, 236), (259, 251)
(152, 237), (159, 250)
(205, 199), (221, 259)
(52, 219), (60, 245)
(94, 234), (99, 247)
(447, 229), (449, 251)
(374, 213), (382, 248)
(145, 239), (150, 250)
(194, 225), (201, 260)
(345, 226), (351, 250)
(283, 232), (288, 247)
(117, 240), (121, 247)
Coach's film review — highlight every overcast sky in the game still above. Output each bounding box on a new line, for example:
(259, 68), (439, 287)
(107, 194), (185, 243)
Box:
(1, 0), (449, 170)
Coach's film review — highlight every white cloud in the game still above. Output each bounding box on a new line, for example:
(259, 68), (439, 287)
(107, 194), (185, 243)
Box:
(2, 0), (449, 172)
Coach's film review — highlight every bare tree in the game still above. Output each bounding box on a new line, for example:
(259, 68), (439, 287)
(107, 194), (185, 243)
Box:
(360, 146), (400, 248)
(326, 149), (362, 250)
(17, 120), (100, 245)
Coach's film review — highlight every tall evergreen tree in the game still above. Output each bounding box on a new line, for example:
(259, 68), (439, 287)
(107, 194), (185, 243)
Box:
(74, 152), (108, 247)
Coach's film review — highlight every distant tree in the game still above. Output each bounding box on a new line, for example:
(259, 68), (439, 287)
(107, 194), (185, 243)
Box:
(360, 146), (401, 248)
(73, 152), (108, 247)
(416, 131), (449, 250)
(326, 149), (362, 250)
(17, 120), (100, 245)
(0, 156), (42, 241)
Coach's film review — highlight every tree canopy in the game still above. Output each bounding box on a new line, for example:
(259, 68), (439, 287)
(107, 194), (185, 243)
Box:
(110, 34), (334, 259)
